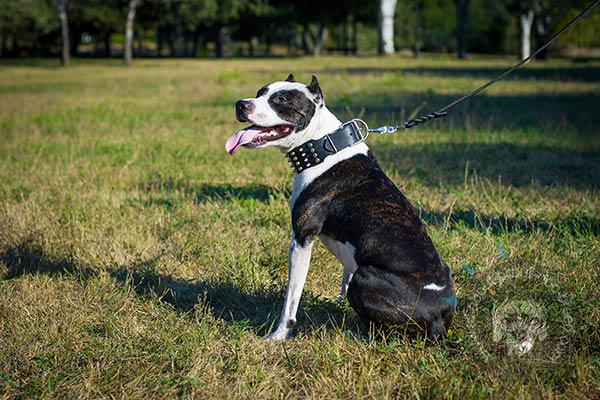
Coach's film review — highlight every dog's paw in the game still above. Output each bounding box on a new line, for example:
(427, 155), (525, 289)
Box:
(264, 329), (292, 341)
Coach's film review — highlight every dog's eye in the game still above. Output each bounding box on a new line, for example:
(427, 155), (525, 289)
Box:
(275, 96), (288, 104)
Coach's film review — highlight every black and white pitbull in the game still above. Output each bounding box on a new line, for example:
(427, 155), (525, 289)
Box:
(226, 74), (456, 341)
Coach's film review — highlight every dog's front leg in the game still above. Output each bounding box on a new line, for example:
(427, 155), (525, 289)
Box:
(265, 238), (313, 340)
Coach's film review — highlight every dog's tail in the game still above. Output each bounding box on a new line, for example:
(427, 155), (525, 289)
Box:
(428, 318), (447, 342)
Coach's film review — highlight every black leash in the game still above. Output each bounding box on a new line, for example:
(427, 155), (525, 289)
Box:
(366, 0), (600, 135)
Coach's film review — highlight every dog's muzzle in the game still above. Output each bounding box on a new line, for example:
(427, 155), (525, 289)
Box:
(235, 100), (254, 122)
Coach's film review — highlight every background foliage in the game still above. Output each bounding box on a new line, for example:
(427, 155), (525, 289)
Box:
(1, 0), (599, 58)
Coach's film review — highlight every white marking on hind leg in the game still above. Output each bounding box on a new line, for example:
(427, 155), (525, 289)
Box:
(423, 283), (446, 291)
(319, 235), (358, 302)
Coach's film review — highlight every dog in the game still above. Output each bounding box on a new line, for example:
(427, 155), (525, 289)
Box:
(226, 74), (456, 341)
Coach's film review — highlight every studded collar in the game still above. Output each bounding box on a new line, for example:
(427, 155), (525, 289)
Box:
(285, 120), (366, 174)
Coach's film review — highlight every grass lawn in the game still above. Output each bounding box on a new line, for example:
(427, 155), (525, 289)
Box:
(0, 55), (599, 399)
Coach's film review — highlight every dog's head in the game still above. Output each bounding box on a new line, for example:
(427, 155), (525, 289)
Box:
(226, 74), (325, 154)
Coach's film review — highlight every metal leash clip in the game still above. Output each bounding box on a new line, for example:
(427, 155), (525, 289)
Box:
(367, 125), (399, 134)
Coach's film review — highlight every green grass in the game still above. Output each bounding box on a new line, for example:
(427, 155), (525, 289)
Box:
(0, 55), (599, 399)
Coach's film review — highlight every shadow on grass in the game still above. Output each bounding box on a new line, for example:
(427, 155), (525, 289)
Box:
(419, 208), (600, 236)
(192, 183), (278, 204)
(331, 91), (599, 137)
(370, 141), (600, 189)
(326, 65), (600, 83)
(326, 83), (600, 190)
(0, 240), (352, 337)
(140, 177), (277, 204)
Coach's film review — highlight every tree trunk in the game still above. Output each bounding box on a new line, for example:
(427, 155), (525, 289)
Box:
(183, 31), (190, 56)
(249, 37), (258, 57)
(104, 32), (111, 57)
(124, 0), (138, 66)
(165, 26), (176, 56)
(302, 23), (327, 56)
(265, 33), (272, 56)
(378, 0), (397, 55)
(352, 16), (358, 54)
(535, 12), (552, 60)
(156, 26), (163, 56)
(414, 0), (421, 58)
(215, 26), (231, 58)
(519, 8), (534, 61)
(191, 30), (199, 57)
(136, 31), (143, 55)
(342, 17), (348, 54)
(453, 0), (470, 59)
(58, 0), (70, 66)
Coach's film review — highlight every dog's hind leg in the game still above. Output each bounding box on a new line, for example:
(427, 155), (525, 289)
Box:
(347, 266), (451, 340)
(428, 318), (448, 342)
(335, 267), (353, 303)
(319, 235), (358, 303)
(346, 266), (415, 327)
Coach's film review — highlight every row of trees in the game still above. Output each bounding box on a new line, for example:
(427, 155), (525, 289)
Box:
(1, 0), (598, 65)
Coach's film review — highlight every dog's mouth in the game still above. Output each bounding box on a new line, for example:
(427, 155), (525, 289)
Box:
(226, 124), (293, 155)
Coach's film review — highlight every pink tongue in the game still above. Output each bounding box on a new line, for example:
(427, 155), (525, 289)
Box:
(225, 126), (264, 155)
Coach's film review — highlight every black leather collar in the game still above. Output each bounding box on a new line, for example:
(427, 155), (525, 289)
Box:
(285, 120), (365, 174)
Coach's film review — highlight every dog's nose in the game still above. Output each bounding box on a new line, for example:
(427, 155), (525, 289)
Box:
(236, 100), (254, 122)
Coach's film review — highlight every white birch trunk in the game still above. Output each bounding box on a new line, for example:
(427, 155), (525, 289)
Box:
(59, 0), (69, 66)
(124, 0), (138, 66)
(378, 0), (398, 55)
(519, 9), (534, 61)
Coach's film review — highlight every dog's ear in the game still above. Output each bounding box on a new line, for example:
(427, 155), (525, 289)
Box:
(286, 73), (296, 82)
(308, 75), (323, 105)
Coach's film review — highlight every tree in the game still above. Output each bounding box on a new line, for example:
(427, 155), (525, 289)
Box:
(76, 0), (122, 57)
(534, 0), (572, 60)
(124, 0), (138, 65)
(519, 2), (535, 60)
(0, 1), (59, 56)
(413, 0), (422, 57)
(58, 0), (69, 65)
(214, 0), (244, 58)
(453, 0), (470, 59)
(378, 0), (397, 54)
(180, 0), (218, 57)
